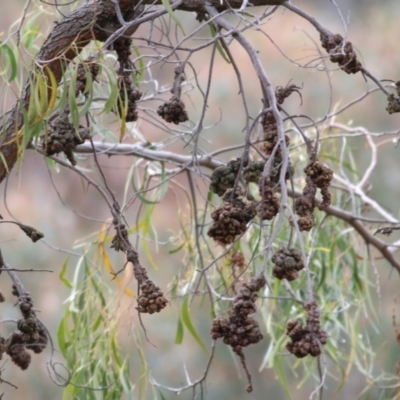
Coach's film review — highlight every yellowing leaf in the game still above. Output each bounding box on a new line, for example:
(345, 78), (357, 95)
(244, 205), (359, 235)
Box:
(98, 225), (134, 297)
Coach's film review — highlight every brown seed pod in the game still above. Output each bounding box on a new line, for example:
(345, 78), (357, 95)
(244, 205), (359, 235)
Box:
(286, 301), (328, 358)
(207, 189), (256, 245)
(242, 161), (265, 184)
(257, 177), (280, 220)
(157, 97), (188, 125)
(271, 247), (304, 281)
(211, 275), (266, 350)
(293, 178), (317, 231)
(43, 111), (91, 165)
(304, 160), (333, 210)
(320, 33), (361, 74)
(136, 279), (168, 314)
(131, 262), (168, 314)
(6, 332), (31, 370)
(210, 158), (241, 196)
(211, 275), (266, 393)
(275, 82), (302, 105)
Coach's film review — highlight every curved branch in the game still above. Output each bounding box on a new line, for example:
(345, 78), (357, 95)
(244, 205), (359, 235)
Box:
(71, 141), (400, 274)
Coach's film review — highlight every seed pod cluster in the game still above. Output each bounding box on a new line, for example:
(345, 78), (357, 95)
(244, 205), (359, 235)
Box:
(130, 259), (168, 314)
(304, 160), (333, 210)
(275, 83), (302, 105)
(210, 158), (241, 196)
(6, 333), (31, 370)
(6, 293), (47, 370)
(157, 96), (188, 125)
(260, 110), (281, 157)
(294, 178), (317, 231)
(158, 67), (188, 125)
(111, 221), (129, 252)
(257, 177), (280, 220)
(75, 57), (100, 96)
(242, 161), (265, 183)
(211, 275), (266, 354)
(387, 82), (400, 114)
(43, 111), (91, 165)
(294, 159), (333, 231)
(207, 189), (256, 245)
(136, 279), (169, 314)
(286, 300), (328, 358)
(114, 38), (142, 122)
(271, 247), (304, 281)
(320, 33), (361, 74)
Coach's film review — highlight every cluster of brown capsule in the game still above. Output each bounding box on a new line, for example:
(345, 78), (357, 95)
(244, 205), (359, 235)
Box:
(294, 160), (333, 231)
(286, 301), (328, 358)
(5, 292), (47, 370)
(43, 111), (91, 165)
(157, 67), (189, 125)
(211, 275), (265, 352)
(271, 247), (304, 281)
(207, 188), (256, 245)
(320, 33), (361, 75)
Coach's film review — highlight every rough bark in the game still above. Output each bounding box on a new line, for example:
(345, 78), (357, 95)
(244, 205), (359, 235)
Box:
(0, 0), (285, 183)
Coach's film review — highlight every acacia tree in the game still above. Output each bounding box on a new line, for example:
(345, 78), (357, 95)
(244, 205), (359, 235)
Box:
(1, 0), (400, 398)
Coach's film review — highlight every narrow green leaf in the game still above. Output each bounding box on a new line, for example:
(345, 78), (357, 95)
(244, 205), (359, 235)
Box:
(161, 0), (185, 34)
(132, 45), (145, 86)
(169, 241), (185, 254)
(59, 256), (72, 288)
(57, 312), (70, 354)
(208, 25), (231, 64)
(181, 295), (209, 355)
(157, 389), (167, 400)
(131, 176), (159, 205)
(0, 41), (17, 82)
(102, 65), (119, 114)
(174, 317), (184, 344)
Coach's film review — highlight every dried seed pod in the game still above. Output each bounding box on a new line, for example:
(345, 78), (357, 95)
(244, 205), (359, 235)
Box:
(211, 275), (265, 350)
(157, 96), (188, 125)
(209, 158), (241, 196)
(207, 189), (256, 245)
(387, 83), (400, 114)
(130, 261), (168, 314)
(286, 301), (328, 358)
(27, 326), (48, 354)
(136, 279), (168, 314)
(242, 161), (265, 183)
(275, 82), (302, 105)
(294, 178), (317, 231)
(320, 33), (361, 74)
(272, 247), (304, 281)
(304, 160), (333, 209)
(211, 275), (266, 393)
(6, 332), (31, 370)
(42, 111), (91, 165)
(111, 223), (129, 252)
(258, 177), (280, 220)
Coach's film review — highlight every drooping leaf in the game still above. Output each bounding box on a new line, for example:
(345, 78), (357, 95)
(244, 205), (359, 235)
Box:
(181, 295), (209, 355)
(0, 41), (17, 82)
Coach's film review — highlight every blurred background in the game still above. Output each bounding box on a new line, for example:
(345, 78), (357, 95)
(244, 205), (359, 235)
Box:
(1, 0), (400, 399)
